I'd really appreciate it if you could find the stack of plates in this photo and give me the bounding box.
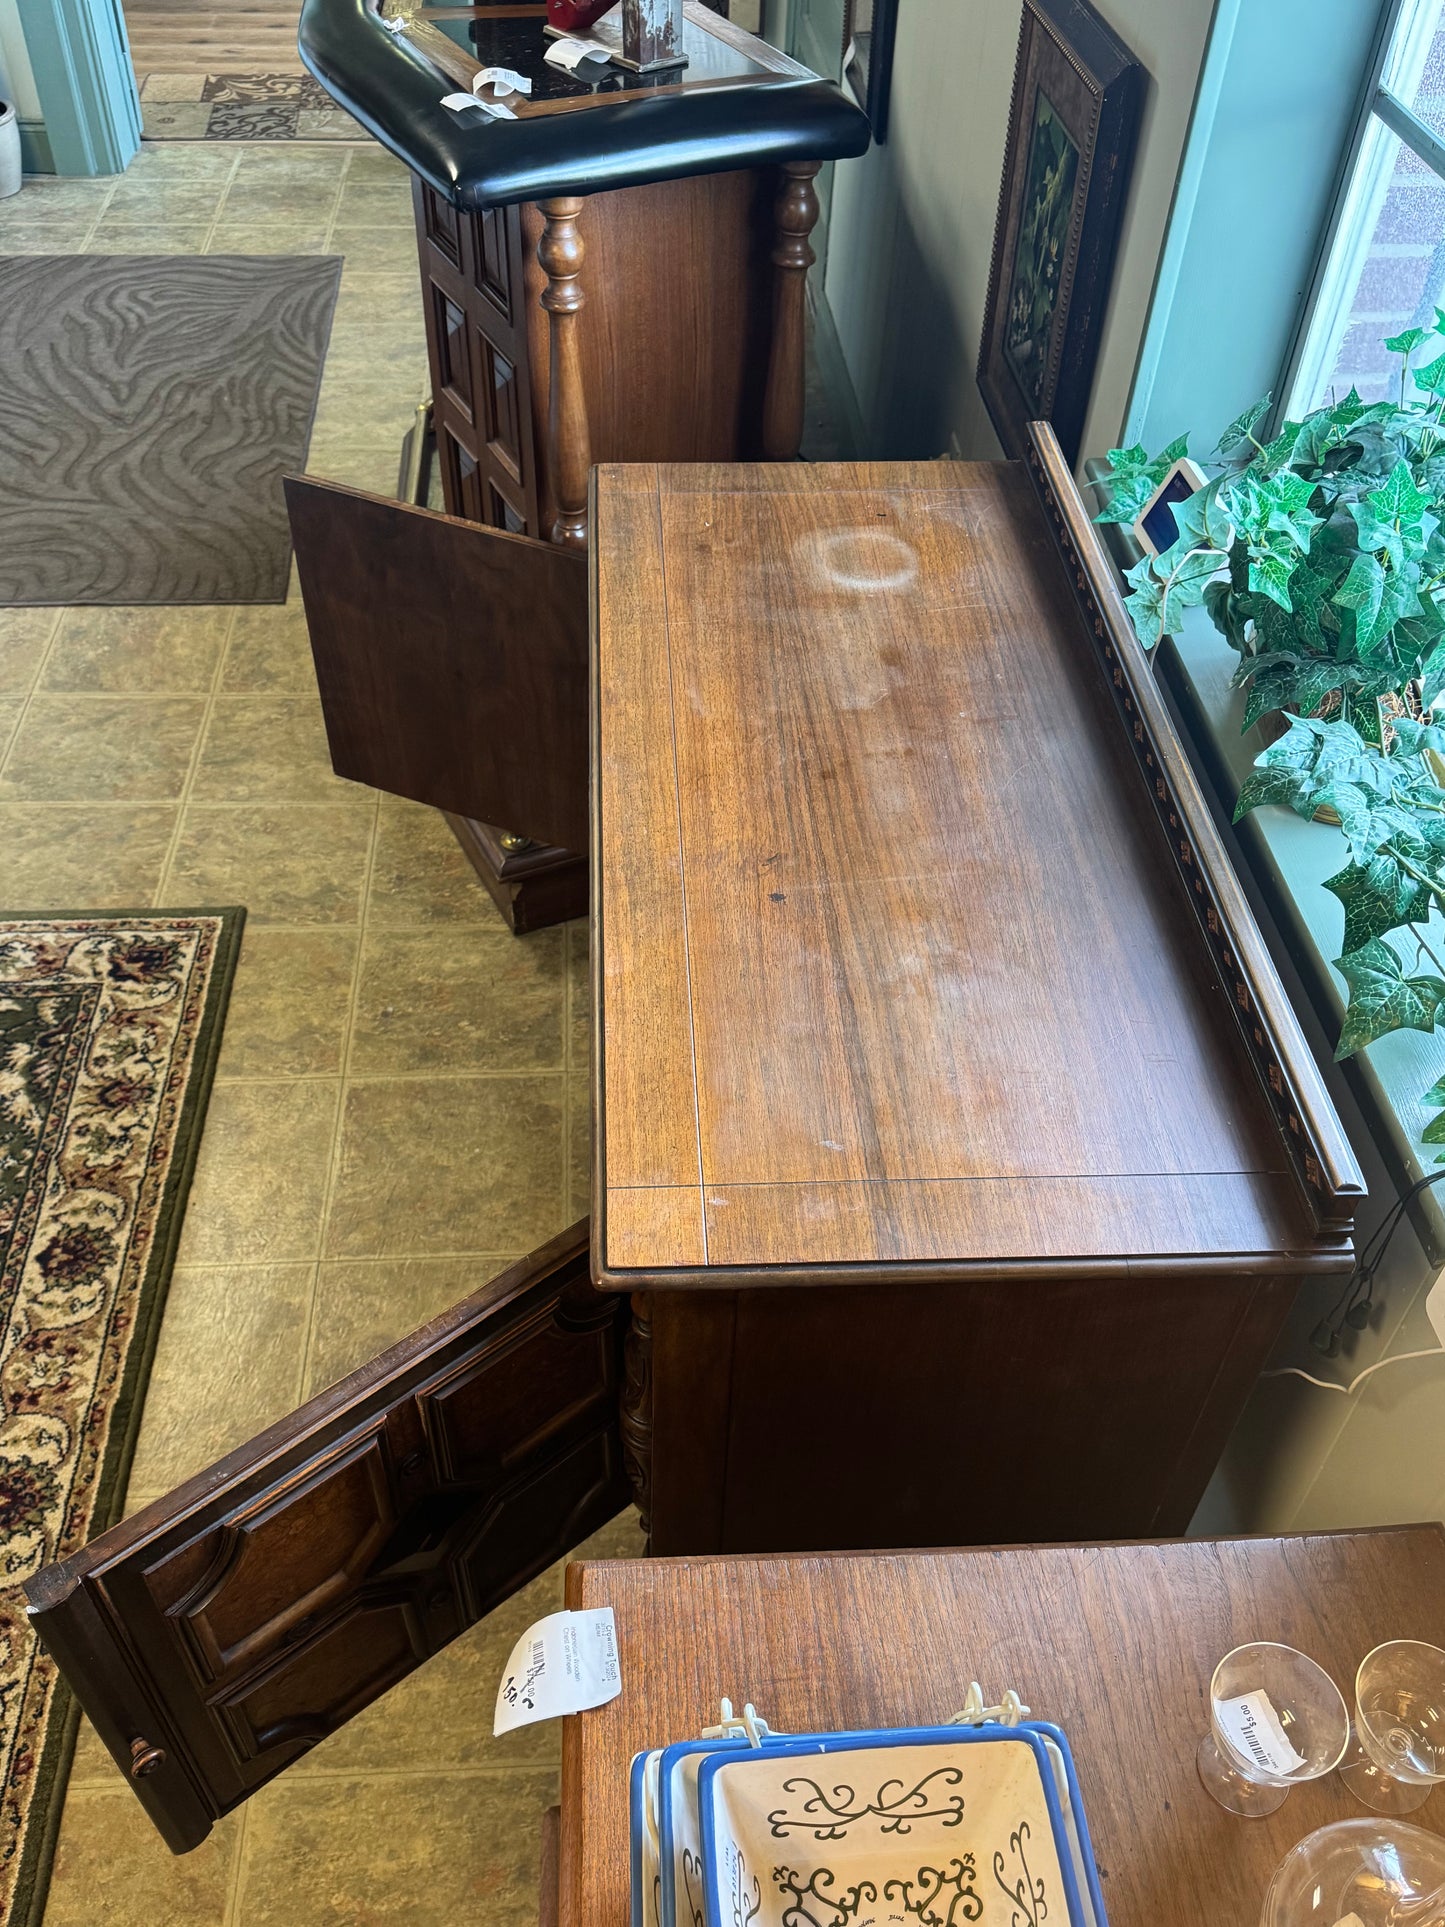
[631,1719,1108,1925]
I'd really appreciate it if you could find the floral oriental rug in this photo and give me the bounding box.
[0,911,244,1927]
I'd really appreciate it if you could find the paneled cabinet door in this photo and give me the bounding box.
[24,1224,628,1854]
[285,476,589,856]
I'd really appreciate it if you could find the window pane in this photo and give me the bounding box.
[1287,118,1445,413]
[1383,0,1445,141]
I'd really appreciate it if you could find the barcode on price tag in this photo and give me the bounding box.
[1215,1690,1307,1776]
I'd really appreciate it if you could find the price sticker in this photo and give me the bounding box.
[1215,1690,1307,1777]
[493,1607,621,1734]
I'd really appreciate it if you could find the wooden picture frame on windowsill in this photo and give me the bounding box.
[977,0,1143,467]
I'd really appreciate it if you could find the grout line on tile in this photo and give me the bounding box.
[175,1253,525,1271]
[151,604,240,905]
[212,1067,568,1084]
[0,609,66,782]
[222,1802,250,1927]
[297,780,381,1388]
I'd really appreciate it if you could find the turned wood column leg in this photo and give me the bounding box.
[537,197,592,549]
[619,1292,654,1550]
[762,160,821,462]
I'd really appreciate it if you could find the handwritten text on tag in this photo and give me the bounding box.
[493,1607,621,1734]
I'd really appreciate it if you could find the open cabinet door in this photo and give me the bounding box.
[285,477,589,856]
[24,1224,627,1854]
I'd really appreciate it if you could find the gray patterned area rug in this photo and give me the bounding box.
[0,254,341,605]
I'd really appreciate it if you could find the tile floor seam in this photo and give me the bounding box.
[152,605,240,906]
[173,1252,526,1270]
[212,1066,570,1083]
[199,146,245,253]
[0,609,67,783]
[296,780,382,1389]
[221,1802,250,1927]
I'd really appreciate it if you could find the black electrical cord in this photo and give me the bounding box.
[1310,1167,1445,1356]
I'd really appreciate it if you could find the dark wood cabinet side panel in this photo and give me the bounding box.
[677,1273,1294,1555]
[522,170,773,535]
[646,1291,738,1556]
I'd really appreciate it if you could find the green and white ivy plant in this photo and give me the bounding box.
[1096,321,1445,740]
[1097,322,1445,1159]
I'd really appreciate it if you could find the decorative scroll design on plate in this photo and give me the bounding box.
[768,1769,966,1840]
[772,1856,984,1927]
[619,1292,654,1544]
[681,1847,706,1927]
[1024,431,1335,1220]
[993,1820,1048,1926]
[732,1847,763,1927]
[773,1867,878,1927]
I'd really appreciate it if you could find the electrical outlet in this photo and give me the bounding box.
[1428,1267,1445,1348]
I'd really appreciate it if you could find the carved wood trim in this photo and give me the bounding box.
[537,198,593,549]
[619,1293,654,1548]
[1024,421,1365,1232]
[761,160,820,463]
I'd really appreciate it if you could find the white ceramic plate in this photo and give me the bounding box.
[698,1726,1090,1927]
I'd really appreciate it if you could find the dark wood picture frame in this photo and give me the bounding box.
[977,0,1143,466]
[841,0,898,141]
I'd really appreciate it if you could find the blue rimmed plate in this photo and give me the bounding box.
[696,1724,1101,1927]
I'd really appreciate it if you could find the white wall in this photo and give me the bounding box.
[0,0,42,121]
[821,0,1218,463]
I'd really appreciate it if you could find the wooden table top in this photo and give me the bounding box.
[560,1527,1445,1927]
[591,461,1318,1286]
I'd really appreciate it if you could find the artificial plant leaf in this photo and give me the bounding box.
[1421,1110,1445,1143]
[1249,550,1296,610]
[1216,393,1272,456]
[1122,555,1166,649]
[1415,349,1445,395]
[1422,1073,1445,1107]
[1385,327,1428,356]
[1330,388,1367,427]
[1335,549,1387,638]
[1325,856,1431,952]
[1335,938,1445,1056]
[1390,715,1445,758]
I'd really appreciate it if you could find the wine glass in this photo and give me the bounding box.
[1339,1640,1445,1814]
[1197,1642,1350,1817]
[1260,1818,1445,1926]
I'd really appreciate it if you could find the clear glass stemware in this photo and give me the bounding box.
[1197,1641,1351,1818]
[1340,1640,1445,1815]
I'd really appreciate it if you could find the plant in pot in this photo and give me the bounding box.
[1098,321,1445,1153]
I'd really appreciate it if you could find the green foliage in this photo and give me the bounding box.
[1234,716,1445,1085]
[1421,1075,1445,1163]
[1094,324,1445,711]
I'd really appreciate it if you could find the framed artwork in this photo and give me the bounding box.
[842,0,898,142]
[977,0,1143,466]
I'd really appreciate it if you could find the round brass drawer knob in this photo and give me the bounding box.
[129,1737,165,1779]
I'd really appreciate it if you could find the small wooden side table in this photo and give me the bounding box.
[558,1528,1445,1926]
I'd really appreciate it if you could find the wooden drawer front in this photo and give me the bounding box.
[474,204,515,321]
[441,424,486,524]
[421,183,463,271]
[432,288,474,423]
[487,483,527,534]
[481,336,523,483]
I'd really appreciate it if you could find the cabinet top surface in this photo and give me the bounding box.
[592,461,1330,1285]
[298,0,869,207]
[560,1527,1445,1927]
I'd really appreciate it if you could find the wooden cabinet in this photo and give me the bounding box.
[25,440,1367,1859]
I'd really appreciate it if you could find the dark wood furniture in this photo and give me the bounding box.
[25,437,1367,1859]
[593,442,1364,1554]
[562,1529,1445,1927]
[299,0,870,929]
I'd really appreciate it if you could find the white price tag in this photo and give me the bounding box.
[544,34,614,72]
[1215,1690,1307,1777]
[440,92,515,119]
[493,1607,621,1734]
[472,65,533,95]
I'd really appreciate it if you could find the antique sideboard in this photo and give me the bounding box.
[299,0,869,927]
[25,433,1366,1854]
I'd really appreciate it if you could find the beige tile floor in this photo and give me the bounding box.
[0,138,643,1926]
